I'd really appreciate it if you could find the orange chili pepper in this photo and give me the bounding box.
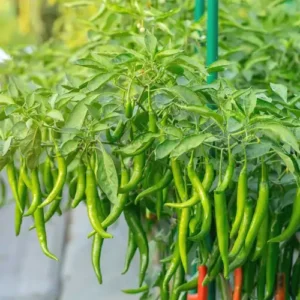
[198,265,208,300]
[275,273,285,300]
[233,268,243,300]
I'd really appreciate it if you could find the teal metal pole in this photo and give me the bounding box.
[194,0,205,21]
[206,0,218,83]
[206,1,218,299]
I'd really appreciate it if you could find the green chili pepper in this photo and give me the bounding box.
[135,169,172,204]
[217,151,234,192]
[291,253,300,298]
[7,161,22,212]
[165,190,198,209]
[118,153,145,193]
[122,285,149,294]
[170,263,185,300]
[207,240,220,270]
[154,172,164,220]
[269,187,300,243]
[106,120,126,143]
[39,149,67,208]
[242,260,257,299]
[71,161,86,208]
[31,168,58,261]
[122,230,138,274]
[230,162,247,238]
[178,206,190,273]
[124,205,149,287]
[15,169,27,236]
[43,156,53,194]
[202,157,214,192]
[203,256,222,285]
[229,200,254,259]
[92,233,104,284]
[252,209,269,261]
[244,162,269,250]
[85,164,112,239]
[161,244,181,300]
[280,241,294,300]
[68,176,77,200]
[187,156,211,241]
[20,162,32,191]
[265,214,281,300]
[172,275,198,300]
[257,249,267,300]
[171,158,187,202]
[214,190,229,278]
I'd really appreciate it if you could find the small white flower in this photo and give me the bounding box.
[140,27,145,33]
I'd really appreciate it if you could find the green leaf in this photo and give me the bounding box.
[156,49,183,58]
[171,133,212,158]
[64,1,94,8]
[238,90,257,117]
[273,148,295,174]
[155,140,180,160]
[166,86,204,105]
[117,133,160,156]
[207,60,232,73]
[0,94,14,105]
[159,126,183,139]
[5,104,18,116]
[244,56,270,70]
[87,73,115,92]
[112,53,135,65]
[12,122,28,140]
[227,117,243,133]
[61,140,79,156]
[97,144,118,205]
[47,110,64,122]
[74,59,103,69]
[62,94,98,143]
[144,32,157,57]
[0,137,12,156]
[270,83,287,103]
[254,123,299,153]
[245,142,272,160]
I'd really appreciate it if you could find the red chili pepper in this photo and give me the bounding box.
[198,265,208,300]
[275,273,285,300]
[187,295,198,300]
[233,268,243,300]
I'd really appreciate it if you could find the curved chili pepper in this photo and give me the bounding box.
[122,230,138,275]
[165,191,198,209]
[71,161,86,208]
[161,244,181,300]
[216,151,234,192]
[31,168,58,261]
[15,170,27,236]
[118,153,145,193]
[171,158,187,202]
[20,162,32,190]
[39,149,67,208]
[269,187,300,243]
[244,162,269,250]
[203,256,222,285]
[135,169,172,203]
[92,233,104,284]
[43,156,53,194]
[265,214,281,300]
[85,164,112,239]
[252,209,269,261]
[124,205,149,287]
[106,120,126,143]
[229,200,254,259]
[187,157,211,241]
[230,162,247,238]
[202,157,214,192]
[172,276,198,300]
[233,268,242,300]
[214,190,229,278]
[7,161,22,212]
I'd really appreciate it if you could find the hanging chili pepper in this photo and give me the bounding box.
[274,273,285,300]
[71,160,86,208]
[242,260,256,299]
[122,230,138,274]
[124,205,149,287]
[106,120,126,143]
[198,265,208,300]
[265,214,281,300]
[291,252,300,298]
[257,248,267,300]
[233,268,242,300]
[269,186,300,243]
[214,190,229,278]
[230,161,247,238]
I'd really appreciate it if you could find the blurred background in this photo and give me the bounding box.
[0,2,139,299]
